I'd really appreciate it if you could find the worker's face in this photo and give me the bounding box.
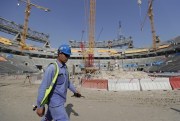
[58,53,70,64]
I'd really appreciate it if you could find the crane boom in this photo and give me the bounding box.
[18,0,50,11]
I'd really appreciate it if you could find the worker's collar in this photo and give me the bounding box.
[56,60,67,68]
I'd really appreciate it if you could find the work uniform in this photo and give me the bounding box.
[37,60,77,121]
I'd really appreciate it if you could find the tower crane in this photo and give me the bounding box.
[17,0,50,49]
[139,0,160,50]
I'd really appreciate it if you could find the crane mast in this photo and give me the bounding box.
[148,0,157,50]
[21,0,31,48]
[139,0,159,51]
[88,0,96,67]
[18,0,50,49]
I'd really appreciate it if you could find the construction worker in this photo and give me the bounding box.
[24,73,31,85]
[36,44,81,121]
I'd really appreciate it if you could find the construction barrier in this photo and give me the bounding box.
[81,79,108,90]
[108,79,141,91]
[108,79,118,91]
[140,78,172,91]
[169,76,180,90]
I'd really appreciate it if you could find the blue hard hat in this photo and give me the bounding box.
[58,44,72,55]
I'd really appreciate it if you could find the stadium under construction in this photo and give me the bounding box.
[0,2,180,91]
[1,1,180,121]
[0,16,180,74]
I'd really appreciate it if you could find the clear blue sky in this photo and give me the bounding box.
[0,0,180,48]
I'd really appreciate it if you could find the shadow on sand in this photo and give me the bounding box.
[65,103,79,118]
[170,108,180,113]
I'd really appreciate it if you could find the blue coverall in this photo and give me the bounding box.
[37,60,77,121]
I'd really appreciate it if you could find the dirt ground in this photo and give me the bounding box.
[0,75,180,121]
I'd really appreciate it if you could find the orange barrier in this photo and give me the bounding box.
[169,76,180,90]
[81,79,108,90]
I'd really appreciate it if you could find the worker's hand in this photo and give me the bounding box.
[36,107,45,117]
[74,92,81,98]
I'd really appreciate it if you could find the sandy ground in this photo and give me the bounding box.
[0,75,180,121]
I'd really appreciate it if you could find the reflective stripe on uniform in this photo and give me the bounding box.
[40,62,59,106]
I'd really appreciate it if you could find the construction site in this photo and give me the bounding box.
[0,0,180,121]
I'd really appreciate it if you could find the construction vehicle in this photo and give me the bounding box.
[17,0,50,50]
